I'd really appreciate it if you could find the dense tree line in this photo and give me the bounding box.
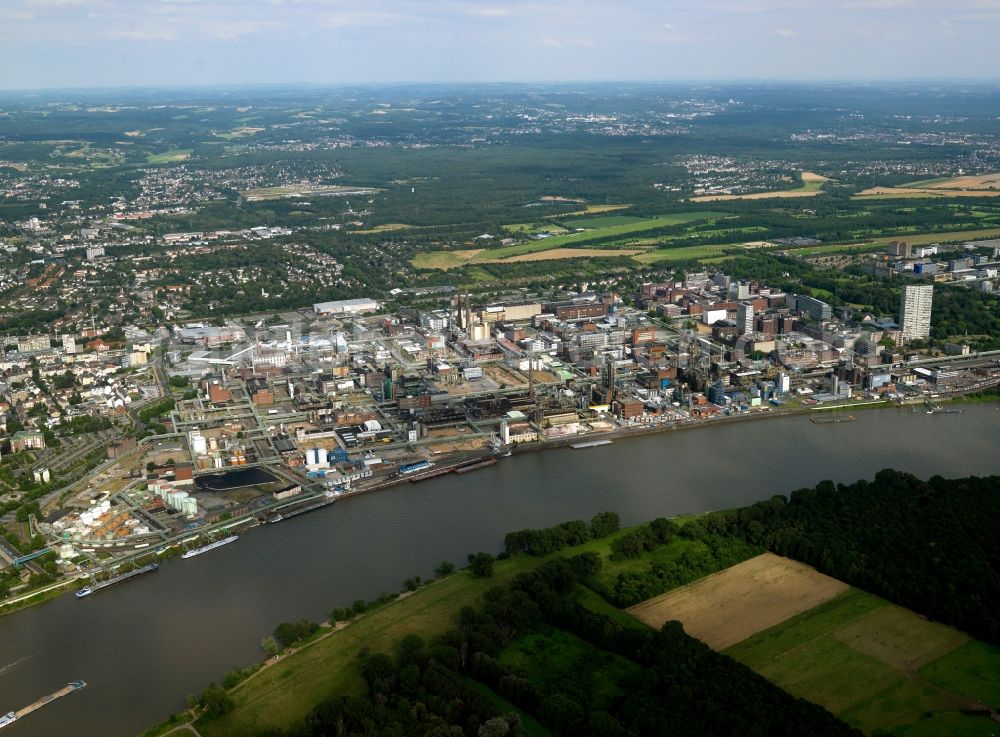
[601,531,761,608]
[503,511,619,557]
[55,414,113,436]
[929,285,1000,347]
[707,469,1000,644]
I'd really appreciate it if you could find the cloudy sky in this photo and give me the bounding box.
[2,0,999,89]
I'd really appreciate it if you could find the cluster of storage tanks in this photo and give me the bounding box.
[303,446,354,470]
[304,447,329,468]
[189,430,248,470]
[51,499,152,542]
[150,481,199,517]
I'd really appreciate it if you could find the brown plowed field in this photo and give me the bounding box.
[626,553,848,650]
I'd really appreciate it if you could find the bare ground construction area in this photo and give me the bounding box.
[626,553,848,650]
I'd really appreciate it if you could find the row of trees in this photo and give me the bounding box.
[503,511,620,557]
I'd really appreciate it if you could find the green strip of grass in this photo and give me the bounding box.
[569,584,648,631]
[725,588,886,667]
[919,639,1000,707]
[196,557,542,737]
[479,211,728,260]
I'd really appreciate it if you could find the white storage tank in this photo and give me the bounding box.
[190,431,208,455]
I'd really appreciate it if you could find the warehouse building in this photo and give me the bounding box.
[313,298,380,316]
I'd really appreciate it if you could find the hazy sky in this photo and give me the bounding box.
[3,0,1000,89]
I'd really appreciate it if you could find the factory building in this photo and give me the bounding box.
[313,298,380,316]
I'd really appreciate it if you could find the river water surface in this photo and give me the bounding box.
[2,405,999,736]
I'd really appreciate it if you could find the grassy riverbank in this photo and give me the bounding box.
[194,555,546,737]
[139,468,1000,737]
[144,526,667,737]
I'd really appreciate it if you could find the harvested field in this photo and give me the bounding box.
[869,228,1000,245]
[691,188,823,202]
[551,204,632,218]
[632,244,732,263]
[626,553,848,650]
[412,250,485,270]
[833,604,968,670]
[855,186,1000,199]
[496,247,644,262]
[146,149,192,163]
[350,223,413,233]
[907,173,1000,190]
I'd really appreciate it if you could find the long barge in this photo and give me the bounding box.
[453,458,498,474]
[407,466,454,482]
[76,563,158,599]
[809,415,856,424]
[267,493,338,523]
[181,535,238,560]
[1,680,86,729]
[408,456,500,482]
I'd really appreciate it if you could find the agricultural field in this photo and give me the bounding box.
[413,211,729,269]
[499,247,646,262]
[626,553,848,649]
[690,172,829,202]
[239,184,378,201]
[557,203,632,216]
[504,222,570,235]
[411,249,484,270]
[349,222,413,233]
[479,211,729,259]
[919,640,1000,707]
[855,187,1000,199]
[856,173,1000,199]
[631,243,748,264]
[724,587,999,736]
[868,227,1000,246]
[212,126,265,139]
[562,214,649,228]
[145,148,192,163]
[908,173,1000,189]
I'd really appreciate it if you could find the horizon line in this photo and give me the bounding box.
[3,78,1000,95]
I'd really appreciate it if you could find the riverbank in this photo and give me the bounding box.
[6,390,996,619]
[5,403,1000,737]
[163,556,548,737]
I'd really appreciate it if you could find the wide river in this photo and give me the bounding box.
[2,404,999,737]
